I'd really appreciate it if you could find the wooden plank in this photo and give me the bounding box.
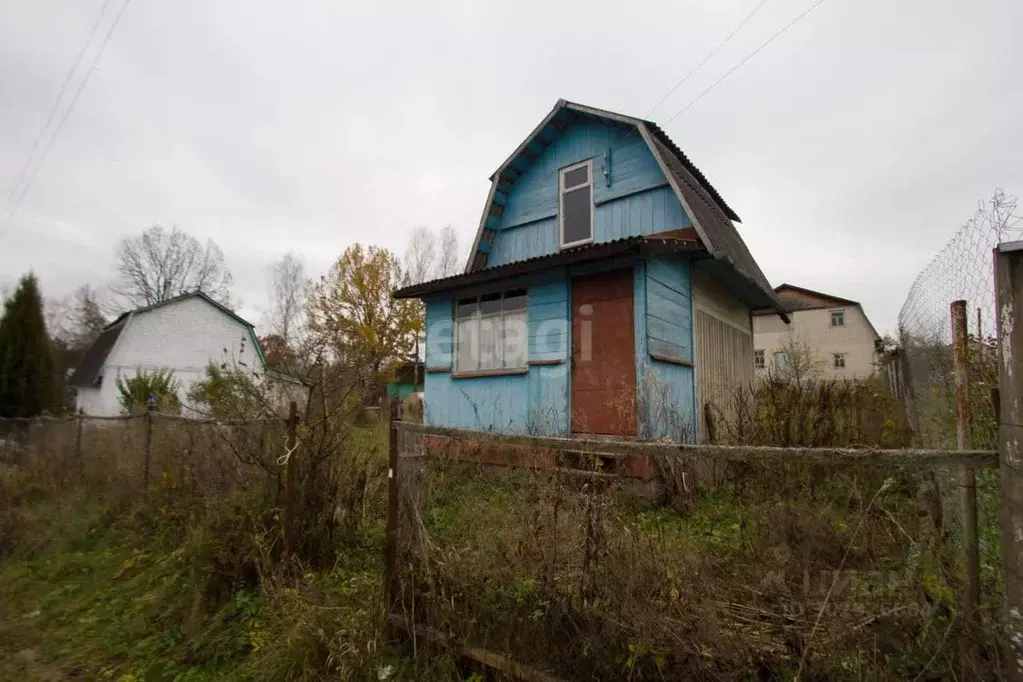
[650,351,693,367]
[649,338,688,362]
[394,422,999,468]
[995,243,1023,682]
[647,316,686,347]
[646,277,690,309]
[387,615,568,682]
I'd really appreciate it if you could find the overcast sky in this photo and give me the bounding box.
[1,0,1021,334]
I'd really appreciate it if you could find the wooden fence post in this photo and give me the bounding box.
[75,410,84,477]
[283,401,298,558]
[995,243,1023,681]
[384,399,401,638]
[143,410,153,489]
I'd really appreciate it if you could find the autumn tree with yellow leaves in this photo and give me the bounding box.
[306,244,421,396]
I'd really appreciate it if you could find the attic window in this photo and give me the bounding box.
[559,160,593,249]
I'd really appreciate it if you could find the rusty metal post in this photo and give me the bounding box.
[283,401,298,558]
[384,399,401,638]
[953,300,981,631]
[995,243,1023,682]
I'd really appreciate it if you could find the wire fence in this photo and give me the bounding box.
[896,189,1021,590]
[898,188,1021,451]
[0,412,288,500]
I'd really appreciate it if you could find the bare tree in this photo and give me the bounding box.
[773,332,825,385]
[265,251,306,346]
[437,225,461,278]
[403,226,438,285]
[111,225,233,310]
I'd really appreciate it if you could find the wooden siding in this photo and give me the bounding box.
[636,258,696,440]
[424,297,452,367]
[694,309,754,441]
[527,270,569,362]
[487,119,691,268]
[645,255,693,362]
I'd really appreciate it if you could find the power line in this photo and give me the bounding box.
[647,0,770,118]
[3,0,115,212]
[2,0,133,232]
[662,0,832,126]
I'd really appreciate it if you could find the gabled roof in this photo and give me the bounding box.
[773,283,860,309]
[70,291,266,387]
[463,99,785,317]
[67,320,126,387]
[104,291,255,332]
[753,283,880,340]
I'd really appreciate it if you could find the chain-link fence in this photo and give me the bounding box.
[898,189,1021,451]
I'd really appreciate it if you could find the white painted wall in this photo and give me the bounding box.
[753,305,879,380]
[75,297,262,416]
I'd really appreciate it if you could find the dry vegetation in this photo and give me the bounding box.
[0,376,1006,680]
[393,379,1003,680]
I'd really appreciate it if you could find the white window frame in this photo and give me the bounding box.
[558,159,594,249]
[833,352,846,369]
[754,349,765,369]
[453,289,528,375]
[830,309,845,327]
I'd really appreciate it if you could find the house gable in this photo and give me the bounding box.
[486,117,690,268]
[106,296,264,374]
[460,99,786,319]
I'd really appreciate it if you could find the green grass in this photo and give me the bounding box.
[0,497,248,681]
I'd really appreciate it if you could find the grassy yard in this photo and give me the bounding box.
[0,422,426,682]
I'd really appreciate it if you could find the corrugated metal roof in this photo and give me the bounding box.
[393,236,703,299]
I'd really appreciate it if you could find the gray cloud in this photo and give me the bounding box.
[1,0,1021,332]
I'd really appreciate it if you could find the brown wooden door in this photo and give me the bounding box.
[571,269,637,436]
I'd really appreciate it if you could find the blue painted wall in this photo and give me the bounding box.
[635,256,697,440]
[422,275,569,436]
[423,258,695,440]
[487,119,691,268]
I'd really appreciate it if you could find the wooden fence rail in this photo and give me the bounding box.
[394,421,999,469]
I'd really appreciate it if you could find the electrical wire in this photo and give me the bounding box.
[646,0,770,118]
[3,0,115,211]
[1,0,133,233]
[662,0,832,125]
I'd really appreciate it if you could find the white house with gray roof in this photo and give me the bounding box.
[69,292,301,416]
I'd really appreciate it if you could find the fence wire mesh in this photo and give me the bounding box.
[393,425,1001,680]
[0,414,286,499]
[898,188,1021,451]
[896,189,1020,613]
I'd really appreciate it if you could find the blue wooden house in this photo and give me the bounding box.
[394,100,787,442]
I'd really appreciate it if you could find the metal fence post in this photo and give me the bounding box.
[283,401,298,558]
[384,398,400,638]
[995,243,1023,682]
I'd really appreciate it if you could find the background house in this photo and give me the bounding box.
[69,292,304,416]
[394,99,786,442]
[752,284,881,381]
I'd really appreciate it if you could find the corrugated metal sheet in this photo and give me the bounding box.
[695,309,753,441]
